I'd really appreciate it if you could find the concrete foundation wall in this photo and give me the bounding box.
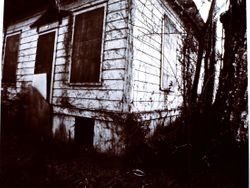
[53,114,125,154]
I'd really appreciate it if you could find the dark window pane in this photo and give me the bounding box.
[2,34,20,84]
[70,7,104,83]
[75,117,94,146]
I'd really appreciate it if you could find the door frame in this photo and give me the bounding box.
[36,28,58,103]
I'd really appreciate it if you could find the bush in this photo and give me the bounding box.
[1,85,52,141]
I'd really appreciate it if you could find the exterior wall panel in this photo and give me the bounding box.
[130,0,185,116]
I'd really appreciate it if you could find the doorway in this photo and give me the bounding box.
[34,31,56,101]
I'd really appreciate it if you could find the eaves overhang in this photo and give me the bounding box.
[166,0,205,38]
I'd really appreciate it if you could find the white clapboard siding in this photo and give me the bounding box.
[132,101,166,112]
[105,29,127,40]
[106,9,127,22]
[102,59,126,70]
[130,0,185,113]
[103,48,126,60]
[18,54,36,62]
[104,38,127,50]
[53,89,124,101]
[17,61,35,69]
[16,67,34,75]
[50,0,128,112]
[133,80,160,92]
[106,20,128,32]
[108,1,127,13]
[3,0,129,114]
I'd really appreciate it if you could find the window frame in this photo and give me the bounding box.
[35,28,58,103]
[2,31,21,86]
[68,4,107,86]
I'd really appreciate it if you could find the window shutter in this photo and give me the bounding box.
[2,34,20,84]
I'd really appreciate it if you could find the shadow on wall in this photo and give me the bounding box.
[1,85,52,141]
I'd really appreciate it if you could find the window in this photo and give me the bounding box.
[2,33,20,84]
[161,15,181,91]
[75,117,94,146]
[70,7,105,84]
[35,31,56,100]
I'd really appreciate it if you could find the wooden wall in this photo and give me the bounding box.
[3,0,130,117]
[3,0,189,122]
[129,0,185,114]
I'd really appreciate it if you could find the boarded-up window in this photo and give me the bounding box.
[161,16,181,91]
[70,7,104,83]
[35,31,56,100]
[2,34,20,84]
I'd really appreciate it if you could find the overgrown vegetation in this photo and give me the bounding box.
[1,98,247,187]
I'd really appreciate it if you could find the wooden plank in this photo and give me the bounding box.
[56,49,66,57]
[55,57,67,65]
[21,29,37,38]
[134,60,160,76]
[16,67,34,75]
[104,38,127,50]
[133,91,165,102]
[19,41,37,50]
[53,89,124,101]
[19,47,37,57]
[54,73,69,81]
[131,101,166,112]
[106,9,127,22]
[20,35,38,45]
[133,80,161,91]
[56,41,65,51]
[103,48,126,60]
[108,1,127,13]
[133,69,160,85]
[17,61,35,69]
[54,64,68,73]
[102,59,126,70]
[17,75,34,82]
[58,25,68,35]
[102,69,125,80]
[105,29,127,40]
[106,20,127,32]
[52,97,122,111]
[57,33,65,43]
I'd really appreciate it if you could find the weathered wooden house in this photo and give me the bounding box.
[2,0,203,153]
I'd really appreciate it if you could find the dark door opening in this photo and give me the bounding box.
[35,31,56,101]
[74,117,94,146]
